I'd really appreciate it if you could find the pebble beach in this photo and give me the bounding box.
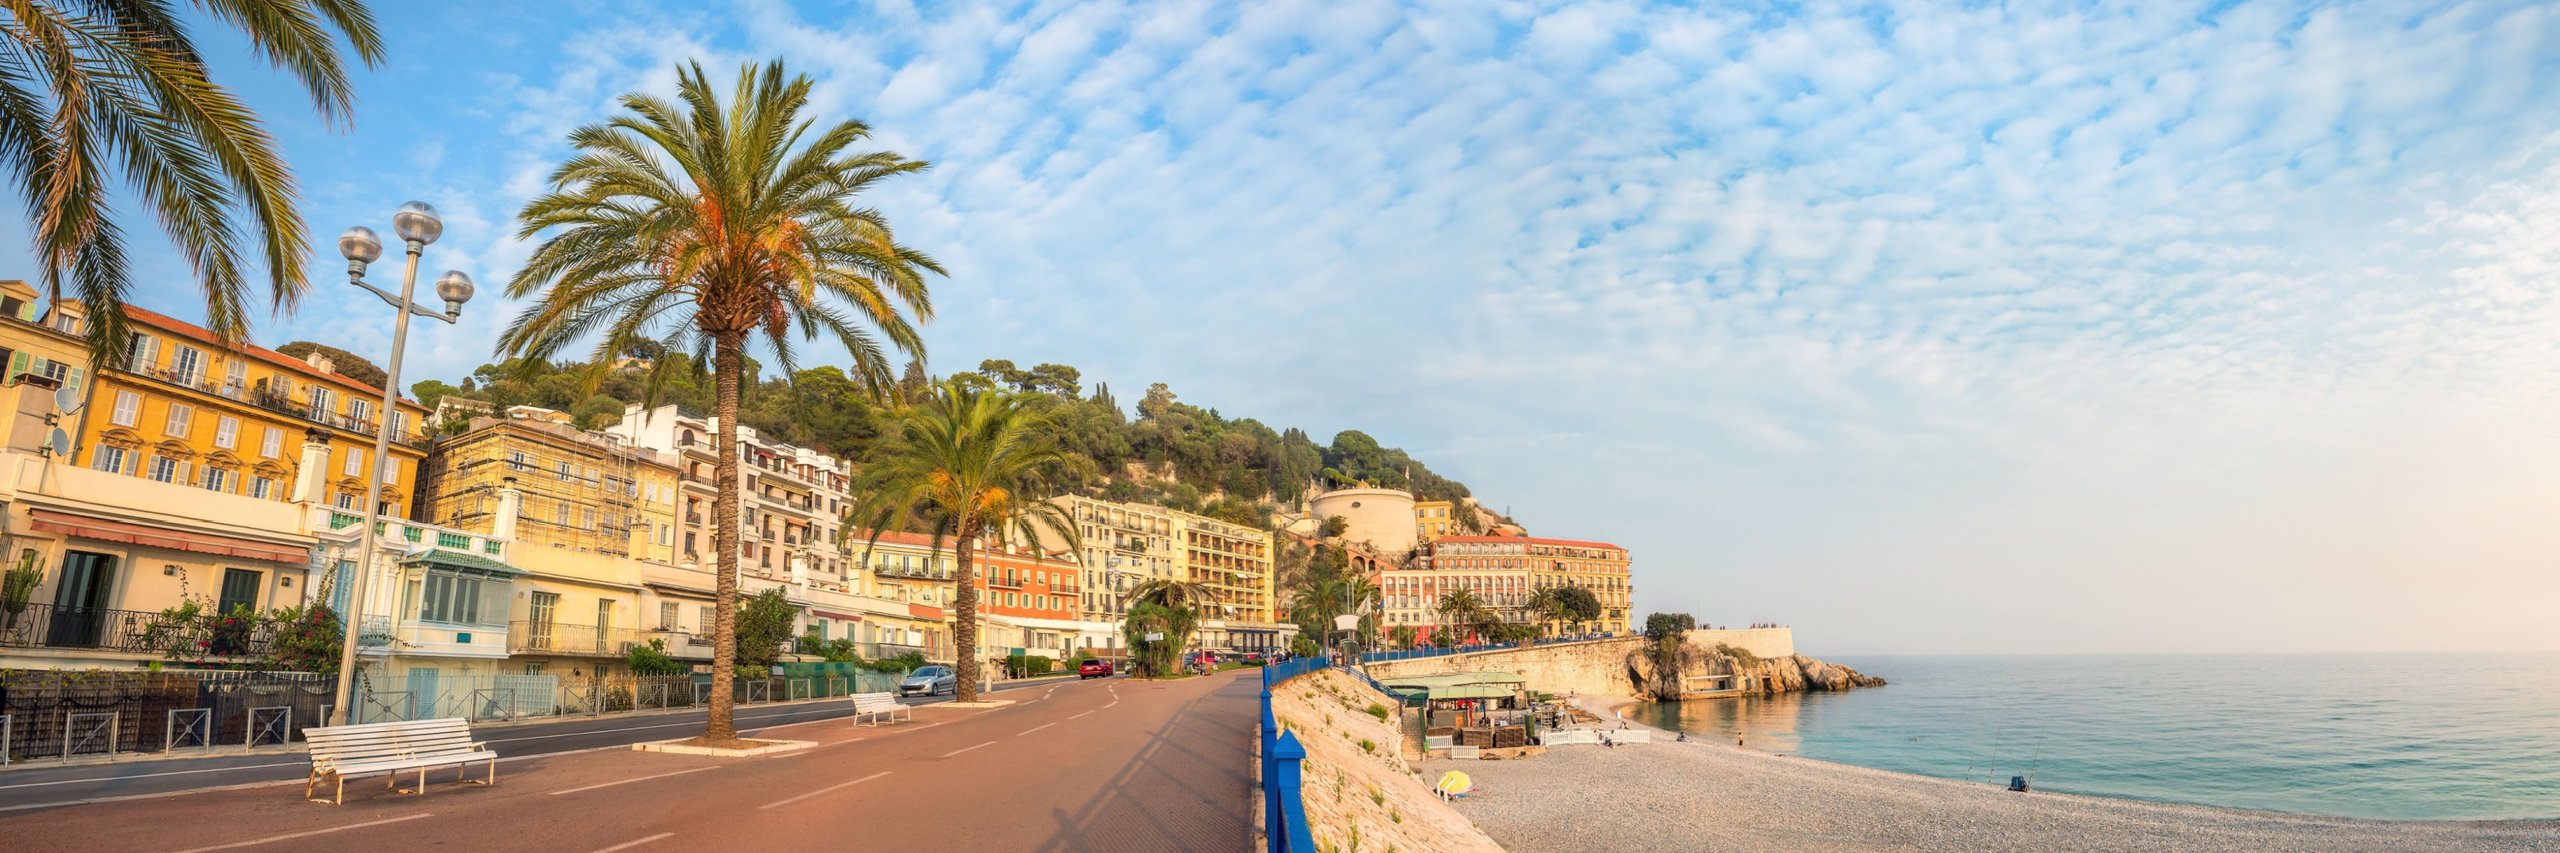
[1425,698,2560,852]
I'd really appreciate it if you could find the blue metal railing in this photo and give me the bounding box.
[1260,657,1327,853]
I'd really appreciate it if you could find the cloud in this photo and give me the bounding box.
[55,0,2560,654]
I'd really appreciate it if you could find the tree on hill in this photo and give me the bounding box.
[277,342,388,390]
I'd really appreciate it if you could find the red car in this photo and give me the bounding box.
[1078,658,1114,679]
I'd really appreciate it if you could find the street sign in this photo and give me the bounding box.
[1144,632,1164,642]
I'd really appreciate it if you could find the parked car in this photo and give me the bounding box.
[1241,651,1265,665]
[898,665,956,697]
[1078,658,1113,679]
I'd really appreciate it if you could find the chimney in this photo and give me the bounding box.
[293,430,331,504]
[493,476,522,543]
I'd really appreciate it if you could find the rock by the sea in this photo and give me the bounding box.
[1626,642,1884,701]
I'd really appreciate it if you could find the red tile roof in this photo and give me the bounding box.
[123,305,422,409]
[1432,534,1626,551]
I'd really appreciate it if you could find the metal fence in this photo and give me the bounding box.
[0,666,918,762]
[0,670,333,763]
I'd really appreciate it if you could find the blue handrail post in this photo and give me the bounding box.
[1271,730,1313,853]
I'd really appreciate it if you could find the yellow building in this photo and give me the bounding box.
[75,306,429,517]
[1176,513,1288,654]
[1416,499,1458,541]
[850,529,958,661]
[413,408,682,675]
[0,291,322,668]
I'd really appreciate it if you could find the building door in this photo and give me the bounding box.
[46,551,116,647]
[217,568,261,614]
[594,599,613,653]
[529,592,558,652]
[404,667,439,721]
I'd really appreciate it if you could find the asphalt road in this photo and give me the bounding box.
[0,674,1082,810]
[0,670,1259,852]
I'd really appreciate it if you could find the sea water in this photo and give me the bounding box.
[1626,653,2560,821]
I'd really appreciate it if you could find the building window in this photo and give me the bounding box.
[201,467,232,493]
[250,476,275,500]
[126,333,158,370]
[658,602,677,630]
[333,492,357,510]
[349,398,373,426]
[307,386,335,421]
[343,449,361,476]
[506,450,534,471]
[170,345,206,385]
[419,572,484,624]
[92,445,129,474]
[555,502,571,527]
[213,415,238,449]
[261,427,282,458]
[697,605,714,633]
[147,455,183,483]
[110,390,140,427]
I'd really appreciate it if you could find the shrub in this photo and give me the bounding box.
[1365,703,1389,722]
[1006,655,1053,677]
[1714,642,1761,667]
[1358,738,1375,753]
[627,638,687,675]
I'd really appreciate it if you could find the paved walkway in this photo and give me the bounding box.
[0,671,1259,853]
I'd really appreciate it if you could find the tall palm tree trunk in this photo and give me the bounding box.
[705,336,745,740]
[952,524,980,702]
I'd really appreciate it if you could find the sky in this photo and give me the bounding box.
[11,0,2560,655]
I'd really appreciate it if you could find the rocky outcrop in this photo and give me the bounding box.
[1625,639,1883,701]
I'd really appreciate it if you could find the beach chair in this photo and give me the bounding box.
[1435,770,1474,801]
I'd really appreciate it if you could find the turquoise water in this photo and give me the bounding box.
[1626,653,2560,821]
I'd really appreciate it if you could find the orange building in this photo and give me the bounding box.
[970,544,1081,660]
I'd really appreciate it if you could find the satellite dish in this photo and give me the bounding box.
[43,428,70,457]
[52,384,80,414]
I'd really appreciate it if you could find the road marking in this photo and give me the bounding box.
[548,765,718,796]
[939,740,996,758]
[170,812,436,853]
[758,771,889,810]
[1016,722,1055,736]
[1069,710,1096,720]
[589,832,674,853]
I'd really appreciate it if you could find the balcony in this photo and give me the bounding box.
[508,621,641,657]
[0,602,275,658]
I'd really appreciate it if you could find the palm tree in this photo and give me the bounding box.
[500,60,941,741]
[1436,587,1497,644]
[6,0,385,362]
[846,381,1079,702]
[1125,577,1213,675]
[1526,586,1569,637]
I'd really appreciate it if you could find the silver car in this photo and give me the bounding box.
[898,665,955,697]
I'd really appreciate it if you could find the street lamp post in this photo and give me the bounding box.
[326,201,474,726]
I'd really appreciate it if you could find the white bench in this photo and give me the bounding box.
[850,692,910,726]
[303,717,497,804]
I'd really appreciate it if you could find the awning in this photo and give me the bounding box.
[30,509,308,564]
[812,610,862,622]
[401,548,524,578]
[908,604,945,619]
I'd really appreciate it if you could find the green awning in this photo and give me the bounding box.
[402,548,523,578]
